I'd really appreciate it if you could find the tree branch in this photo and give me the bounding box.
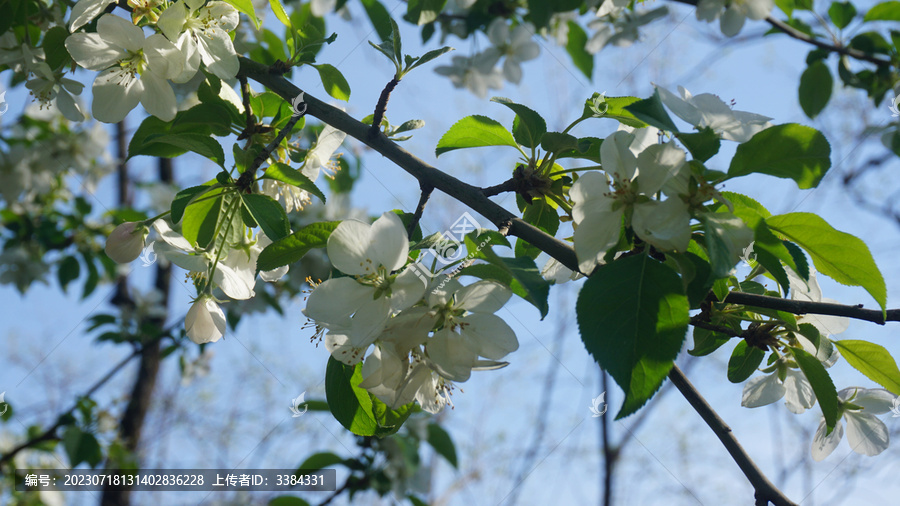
[238,58,579,272]
[722,291,897,325]
[668,366,798,506]
[407,182,433,238]
[666,0,891,66]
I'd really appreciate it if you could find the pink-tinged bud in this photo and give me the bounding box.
[105,222,148,263]
[185,296,226,344]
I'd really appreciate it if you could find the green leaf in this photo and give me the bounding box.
[406,0,447,25]
[57,256,80,292]
[828,1,856,28]
[173,103,234,137]
[435,115,519,156]
[406,46,454,72]
[833,340,900,394]
[182,188,225,248]
[171,184,215,224]
[242,194,290,241]
[583,95,647,128]
[360,0,393,41]
[268,497,310,506]
[491,97,547,149]
[464,234,550,318]
[224,0,261,29]
[138,133,226,167]
[312,64,351,101]
[727,124,831,189]
[723,191,797,291]
[791,346,840,431]
[689,326,731,357]
[799,61,833,119]
[727,340,766,383]
[515,200,559,259]
[541,132,579,153]
[576,255,689,418]
[864,1,900,21]
[325,358,377,436]
[269,0,291,27]
[41,26,70,70]
[257,221,339,271]
[426,424,458,468]
[63,426,102,468]
[766,212,886,312]
[565,21,593,79]
[624,89,679,132]
[297,452,345,473]
[128,117,186,159]
[371,396,414,437]
[676,127,721,162]
[264,162,327,203]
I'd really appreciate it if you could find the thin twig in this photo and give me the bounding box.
[666,0,891,66]
[407,182,434,238]
[238,77,255,140]
[668,365,798,506]
[723,291,897,325]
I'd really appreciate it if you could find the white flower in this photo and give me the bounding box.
[25,63,87,122]
[185,295,227,344]
[262,125,346,212]
[434,54,504,99]
[812,387,895,461]
[424,279,519,382]
[540,256,583,284]
[304,212,426,348]
[311,0,337,17]
[157,0,240,81]
[741,358,815,413]
[697,0,774,37]
[656,85,773,142]
[152,219,257,300]
[105,222,149,263]
[586,3,668,52]
[788,268,849,339]
[570,130,690,272]
[68,0,118,32]
[66,14,184,122]
[481,19,540,84]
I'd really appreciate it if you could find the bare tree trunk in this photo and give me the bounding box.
[100,154,172,506]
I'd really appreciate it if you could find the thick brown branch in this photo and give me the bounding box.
[668,366,798,506]
[371,77,400,137]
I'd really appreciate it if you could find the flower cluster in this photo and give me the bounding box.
[64,0,241,123]
[740,269,898,460]
[435,19,538,97]
[303,212,519,413]
[696,0,775,37]
[262,125,347,212]
[570,126,691,273]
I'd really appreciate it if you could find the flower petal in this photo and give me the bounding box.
[92,67,142,123]
[368,212,410,272]
[65,33,126,71]
[741,373,786,408]
[461,312,519,360]
[783,369,816,414]
[327,219,373,275]
[811,418,843,461]
[304,277,372,327]
[844,412,889,456]
[185,296,226,344]
[97,14,145,53]
[139,72,177,122]
[455,280,511,314]
[574,206,623,274]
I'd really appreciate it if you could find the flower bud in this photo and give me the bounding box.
[105,222,148,263]
[185,296,226,344]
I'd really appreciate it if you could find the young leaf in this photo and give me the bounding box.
[312,64,351,101]
[269,0,291,27]
[833,340,900,394]
[406,46,454,73]
[791,346,840,431]
[727,340,766,383]
[182,189,225,248]
[727,124,831,189]
[491,97,547,149]
[766,212,886,312]
[863,0,900,20]
[435,115,520,156]
[360,0,393,41]
[828,1,856,28]
[256,221,339,271]
[241,193,290,241]
[565,21,593,79]
[576,255,689,418]
[223,0,260,29]
[171,184,215,224]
